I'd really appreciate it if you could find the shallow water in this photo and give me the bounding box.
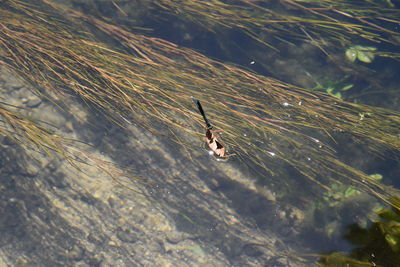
[1,0,400,266]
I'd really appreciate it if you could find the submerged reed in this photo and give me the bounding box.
[152,0,400,57]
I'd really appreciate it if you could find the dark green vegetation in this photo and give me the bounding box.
[319,207,400,267]
[1,0,400,265]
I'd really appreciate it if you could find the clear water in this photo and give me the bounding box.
[1,1,400,266]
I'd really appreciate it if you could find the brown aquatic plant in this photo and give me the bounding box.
[0,101,70,159]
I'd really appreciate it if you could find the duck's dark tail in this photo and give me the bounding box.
[192,98,213,129]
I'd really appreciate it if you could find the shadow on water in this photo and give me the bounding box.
[65,103,316,265]
[76,111,270,261]
[73,101,384,265]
